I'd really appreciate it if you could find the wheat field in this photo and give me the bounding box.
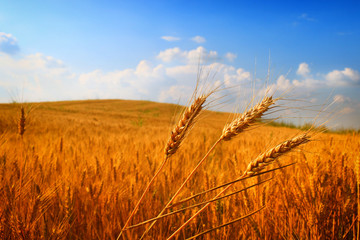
[0,99,359,239]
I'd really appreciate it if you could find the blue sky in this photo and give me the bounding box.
[0,0,359,129]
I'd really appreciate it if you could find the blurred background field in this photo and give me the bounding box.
[0,100,359,239]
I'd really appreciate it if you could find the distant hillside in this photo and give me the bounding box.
[1,99,356,134]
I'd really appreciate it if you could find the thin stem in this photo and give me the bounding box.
[166,173,246,240]
[139,138,222,239]
[116,156,168,240]
[186,206,266,240]
[126,178,271,230]
[168,163,295,209]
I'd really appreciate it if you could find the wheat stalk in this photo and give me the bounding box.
[126,178,271,230]
[356,156,360,240]
[186,206,266,240]
[166,162,295,209]
[117,92,211,240]
[139,95,276,239]
[166,133,311,240]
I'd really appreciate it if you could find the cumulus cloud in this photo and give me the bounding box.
[225,52,237,62]
[276,75,292,90]
[333,94,351,103]
[326,68,360,86]
[159,85,193,102]
[161,36,181,41]
[0,52,76,101]
[191,36,206,43]
[1,46,359,130]
[341,107,355,114]
[224,68,251,87]
[296,62,310,76]
[78,60,169,96]
[157,46,218,64]
[0,32,20,54]
[0,46,226,103]
[292,78,323,89]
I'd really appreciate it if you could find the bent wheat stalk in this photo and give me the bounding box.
[126,178,272,230]
[139,96,276,239]
[186,205,266,240]
[166,133,311,240]
[167,162,295,209]
[117,93,210,240]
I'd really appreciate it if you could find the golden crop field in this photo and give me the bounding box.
[0,99,359,239]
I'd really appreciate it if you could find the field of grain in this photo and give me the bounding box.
[0,99,359,239]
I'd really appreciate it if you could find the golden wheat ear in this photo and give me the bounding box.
[117,80,217,240]
[244,133,310,177]
[165,94,207,157]
[166,132,312,240]
[138,94,276,239]
[18,106,26,136]
[220,96,276,141]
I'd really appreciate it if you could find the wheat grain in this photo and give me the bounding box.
[18,106,26,136]
[220,96,275,141]
[165,95,206,156]
[243,133,310,177]
[166,133,311,240]
[118,91,213,240]
[139,95,275,239]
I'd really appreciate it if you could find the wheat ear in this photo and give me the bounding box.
[139,96,276,239]
[165,95,207,156]
[166,133,311,240]
[117,94,208,240]
[18,106,26,136]
[220,96,275,141]
[244,133,310,177]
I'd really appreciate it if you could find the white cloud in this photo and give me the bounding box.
[0,52,75,101]
[292,78,322,89]
[225,52,237,62]
[276,75,291,90]
[156,47,182,62]
[341,107,355,114]
[224,68,251,87]
[296,62,310,76]
[0,47,224,103]
[0,32,20,54]
[191,36,206,43]
[157,46,218,64]
[1,47,359,130]
[333,94,350,103]
[326,68,360,86]
[159,85,193,103]
[161,36,181,41]
[78,60,169,96]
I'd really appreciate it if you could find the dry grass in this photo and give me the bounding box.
[0,99,359,239]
